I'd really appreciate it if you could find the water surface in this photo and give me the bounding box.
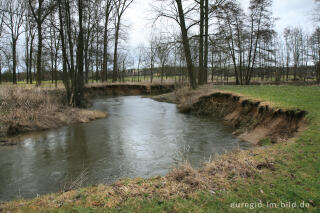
[0,96,249,201]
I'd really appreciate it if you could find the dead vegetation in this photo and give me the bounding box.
[0,86,107,140]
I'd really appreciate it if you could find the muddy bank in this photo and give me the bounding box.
[152,89,308,145]
[85,83,175,97]
[176,91,307,145]
[151,92,177,103]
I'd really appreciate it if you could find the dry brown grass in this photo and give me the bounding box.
[0,86,107,139]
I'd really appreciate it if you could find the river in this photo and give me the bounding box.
[0,96,250,201]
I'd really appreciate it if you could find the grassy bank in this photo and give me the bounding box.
[1,85,319,212]
[0,86,107,142]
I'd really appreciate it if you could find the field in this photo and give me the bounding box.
[1,85,320,212]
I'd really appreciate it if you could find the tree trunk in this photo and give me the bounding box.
[96,29,99,82]
[317,63,320,83]
[204,0,209,84]
[150,59,154,83]
[12,39,17,84]
[29,36,34,84]
[198,0,204,85]
[26,32,29,84]
[175,0,197,89]
[36,22,42,86]
[84,18,91,83]
[0,63,2,84]
[113,20,120,82]
[54,45,58,87]
[161,63,164,83]
[66,0,75,93]
[85,42,89,83]
[50,38,54,84]
[102,2,111,82]
[58,0,71,102]
[75,0,85,107]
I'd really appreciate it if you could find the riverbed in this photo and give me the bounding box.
[0,96,250,201]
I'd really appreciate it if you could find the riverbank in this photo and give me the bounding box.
[153,87,308,145]
[1,85,319,212]
[85,82,175,97]
[0,86,107,144]
[0,82,175,144]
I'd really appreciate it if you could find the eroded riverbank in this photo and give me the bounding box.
[153,88,308,145]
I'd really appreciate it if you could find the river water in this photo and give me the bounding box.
[0,96,250,201]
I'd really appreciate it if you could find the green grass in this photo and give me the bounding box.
[258,138,273,146]
[1,85,319,212]
[214,85,320,123]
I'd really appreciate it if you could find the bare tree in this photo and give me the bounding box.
[83,0,95,83]
[215,0,274,85]
[176,0,197,88]
[28,0,56,86]
[153,0,197,88]
[135,44,146,82]
[286,27,303,80]
[102,0,114,82]
[311,27,320,83]
[146,33,157,83]
[245,0,273,84]
[216,0,244,84]
[2,0,25,84]
[112,0,134,82]
[58,0,71,101]
[314,0,320,22]
[48,11,60,87]
[74,0,85,107]
[198,0,204,85]
[155,37,171,83]
[0,4,4,84]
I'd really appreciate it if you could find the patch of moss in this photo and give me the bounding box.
[258,138,273,146]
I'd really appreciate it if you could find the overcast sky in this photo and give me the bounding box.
[124,0,318,49]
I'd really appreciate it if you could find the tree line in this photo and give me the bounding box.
[0,0,319,106]
[0,0,133,107]
[153,0,320,87]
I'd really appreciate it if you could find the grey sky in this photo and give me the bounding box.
[125,0,318,48]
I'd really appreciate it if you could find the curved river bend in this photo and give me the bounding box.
[0,96,250,201]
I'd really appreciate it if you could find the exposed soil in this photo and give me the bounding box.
[153,88,308,145]
[85,83,175,97]
[151,92,177,103]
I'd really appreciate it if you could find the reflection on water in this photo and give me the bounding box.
[0,96,250,201]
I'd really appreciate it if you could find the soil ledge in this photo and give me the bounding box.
[153,89,308,145]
